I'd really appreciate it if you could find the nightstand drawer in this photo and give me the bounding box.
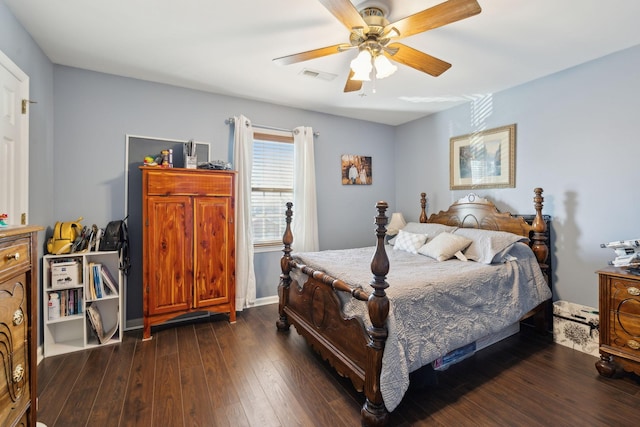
[610,277,640,313]
[610,310,640,354]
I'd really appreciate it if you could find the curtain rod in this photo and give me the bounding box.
[225,117,319,137]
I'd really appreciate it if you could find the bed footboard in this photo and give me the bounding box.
[277,201,391,427]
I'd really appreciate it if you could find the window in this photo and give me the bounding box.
[251,130,294,247]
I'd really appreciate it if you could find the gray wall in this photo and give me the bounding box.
[52,66,396,323]
[0,1,54,245]
[1,1,55,346]
[395,44,640,309]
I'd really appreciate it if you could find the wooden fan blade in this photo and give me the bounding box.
[344,70,363,92]
[318,0,368,32]
[386,43,451,77]
[273,44,350,65]
[385,0,481,39]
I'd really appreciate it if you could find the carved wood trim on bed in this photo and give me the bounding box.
[420,188,550,283]
[277,188,549,427]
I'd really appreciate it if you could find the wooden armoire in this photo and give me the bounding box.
[141,168,236,339]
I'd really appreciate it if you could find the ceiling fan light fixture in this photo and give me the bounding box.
[350,49,372,81]
[374,54,397,79]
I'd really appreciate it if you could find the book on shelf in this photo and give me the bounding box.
[100,264,119,296]
[49,288,83,318]
[86,304,119,344]
[87,262,97,300]
[94,263,104,298]
[88,262,107,299]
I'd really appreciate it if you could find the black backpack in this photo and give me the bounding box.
[99,217,130,275]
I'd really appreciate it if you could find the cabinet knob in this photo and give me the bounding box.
[13,309,23,326]
[627,287,640,296]
[628,340,640,350]
[6,252,20,261]
[12,364,24,383]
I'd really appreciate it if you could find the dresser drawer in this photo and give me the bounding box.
[610,276,640,314]
[144,169,234,197]
[0,273,30,425]
[0,238,30,282]
[610,310,640,354]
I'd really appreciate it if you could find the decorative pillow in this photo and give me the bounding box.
[418,232,472,261]
[389,222,456,245]
[392,230,428,254]
[453,228,529,264]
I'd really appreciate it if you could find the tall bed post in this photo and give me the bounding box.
[530,188,551,331]
[419,192,427,223]
[361,201,391,427]
[531,188,549,282]
[276,202,293,331]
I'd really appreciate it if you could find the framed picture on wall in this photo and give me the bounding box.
[450,124,516,190]
[341,154,372,185]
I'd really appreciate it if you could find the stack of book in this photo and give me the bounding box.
[601,239,640,272]
[87,263,119,300]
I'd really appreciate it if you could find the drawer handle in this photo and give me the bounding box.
[13,309,23,326]
[628,287,640,296]
[6,252,20,261]
[12,364,24,383]
[628,340,640,350]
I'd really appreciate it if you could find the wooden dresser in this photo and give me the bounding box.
[141,168,236,340]
[0,225,42,427]
[596,267,640,377]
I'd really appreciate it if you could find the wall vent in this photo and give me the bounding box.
[299,68,337,81]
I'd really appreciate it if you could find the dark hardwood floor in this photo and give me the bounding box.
[37,303,640,426]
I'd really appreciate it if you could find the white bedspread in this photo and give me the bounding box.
[291,242,551,411]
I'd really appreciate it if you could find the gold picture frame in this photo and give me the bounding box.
[450,124,516,190]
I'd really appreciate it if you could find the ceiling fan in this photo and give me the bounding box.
[273,0,482,92]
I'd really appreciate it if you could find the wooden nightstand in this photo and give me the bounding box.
[595,267,640,377]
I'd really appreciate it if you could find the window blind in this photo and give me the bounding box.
[251,138,294,245]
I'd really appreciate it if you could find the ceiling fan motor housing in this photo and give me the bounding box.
[273,0,483,92]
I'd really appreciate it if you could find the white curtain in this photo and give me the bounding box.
[232,114,256,310]
[292,126,319,252]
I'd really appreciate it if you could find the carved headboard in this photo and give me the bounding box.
[418,189,550,283]
[422,192,532,237]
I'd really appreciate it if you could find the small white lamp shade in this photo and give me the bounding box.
[386,212,406,235]
[374,54,397,79]
[350,50,372,81]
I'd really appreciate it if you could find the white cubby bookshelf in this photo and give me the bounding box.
[42,251,123,357]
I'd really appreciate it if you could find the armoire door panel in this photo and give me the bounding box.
[146,195,193,315]
[194,197,231,307]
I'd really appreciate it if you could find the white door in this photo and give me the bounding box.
[0,49,29,226]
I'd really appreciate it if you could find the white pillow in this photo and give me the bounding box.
[393,230,428,254]
[453,228,529,264]
[418,232,473,261]
[389,222,455,245]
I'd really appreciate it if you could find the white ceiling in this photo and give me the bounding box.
[5,0,640,125]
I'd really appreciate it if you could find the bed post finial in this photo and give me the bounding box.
[277,202,294,331]
[362,201,390,427]
[531,188,549,282]
[419,193,427,223]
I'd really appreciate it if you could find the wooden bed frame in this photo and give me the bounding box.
[276,188,550,427]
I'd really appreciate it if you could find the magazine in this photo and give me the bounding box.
[86,304,119,344]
